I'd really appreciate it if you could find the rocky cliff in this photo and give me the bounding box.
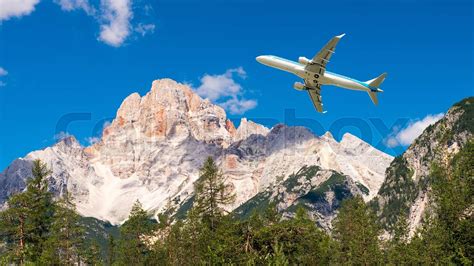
[0,79,393,224]
[233,165,366,231]
[372,97,473,234]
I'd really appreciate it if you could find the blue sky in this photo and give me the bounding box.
[0,0,472,170]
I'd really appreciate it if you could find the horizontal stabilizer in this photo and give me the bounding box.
[366,72,387,88]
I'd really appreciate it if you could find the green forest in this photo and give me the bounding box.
[0,142,472,265]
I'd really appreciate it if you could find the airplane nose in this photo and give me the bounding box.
[256,56,266,63]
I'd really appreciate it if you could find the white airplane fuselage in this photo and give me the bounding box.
[256,55,379,93]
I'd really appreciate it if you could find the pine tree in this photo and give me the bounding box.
[41,191,85,264]
[0,192,30,264]
[106,234,116,265]
[117,200,154,265]
[263,202,281,225]
[332,196,382,265]
[386,214,412,264]
[194,157,235,231]
[24,159,55,261]
[245,206,333,264]
[165,220,186,265]
[0,159,54,264]
[266,242,289,266]
[81,240,102,265]
[180,207,210,264]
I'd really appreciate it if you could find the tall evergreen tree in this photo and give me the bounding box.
[332,196,382,265]
[0,192,30,264]
[181,208,211,264]
[266,242,289,266]
[81,239,102,265]
[24,159,55,261]
[165,220,187,265]
[385,214,413,264]
[194,157,235,231]
[41,191,85,265]
[0,159,54,264]
[106,234,116,265]
[117,200,154,265]
[246,206,333,264]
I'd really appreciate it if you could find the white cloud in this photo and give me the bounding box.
[196,68,246,101]
[194,67,257,114]
[385,113,444,147]
[0,0,40,21]
[0,0,153,47]
[135,23,155,36]
[52,0,154,47]
[55,0,95,15]
[98,0,132,47]
[0,67,8,76]
[55,0,132,47]
[220,98,257,115]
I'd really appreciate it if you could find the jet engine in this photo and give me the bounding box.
[298,56,311,65]
[293,82,306,91]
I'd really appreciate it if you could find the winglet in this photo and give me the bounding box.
[336,33,346,39]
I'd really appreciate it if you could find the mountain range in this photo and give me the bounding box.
[1,79,471,234]
[0,79,393,226]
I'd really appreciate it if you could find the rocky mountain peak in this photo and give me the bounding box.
[235,118,270,141]
[55,135,80,148]
[99,79,234,147]
[0,78,394,224]
[340,132,362,145]
[51,136,84,157]
[322,131,335,140]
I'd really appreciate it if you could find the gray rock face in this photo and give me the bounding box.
[234,165,365,232]
[0,79,393,224]
[373,97,473,235]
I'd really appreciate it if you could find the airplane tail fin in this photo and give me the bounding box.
[365,72,387,105]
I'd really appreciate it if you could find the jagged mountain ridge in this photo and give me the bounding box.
[233,165,367,231]
[0,79,393,224]
[372,97,473,234]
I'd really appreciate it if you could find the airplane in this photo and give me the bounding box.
[256,34,386,113]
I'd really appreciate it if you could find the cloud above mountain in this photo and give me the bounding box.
[0,0,154,47]
[0,0,40,21]
[56,0,143,47]
[195,67,257,115]
[385,113,444,147]
[97,0,132,46]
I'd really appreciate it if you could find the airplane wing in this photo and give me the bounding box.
[305,34,345,74]
[307,85,325,113]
